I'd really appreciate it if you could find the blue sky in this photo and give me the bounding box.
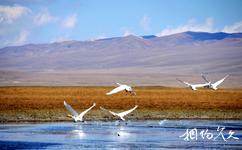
[0,0,242,47]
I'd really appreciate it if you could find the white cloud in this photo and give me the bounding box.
[140,15,150,31]
[33,9,57,25]
[4,30,30,46]
[123,30,134,36]
[0,5,30,23]
[222,21,242,33]
[15,30,29,45]
[156,17,215,37]
[62,14,77,28]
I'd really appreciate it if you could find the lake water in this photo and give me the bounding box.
[0,120,241,149]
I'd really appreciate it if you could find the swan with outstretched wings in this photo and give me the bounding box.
[64,101,96,122]
[177,78,209,90]
[100,105,138,121]
[106,83,136,95]
[201,74,229,90]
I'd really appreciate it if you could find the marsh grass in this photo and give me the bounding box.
[0,86,241,122]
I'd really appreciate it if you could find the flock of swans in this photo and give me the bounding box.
[177,74,229,90]
[64,83,138,122]
[64,75,229,122]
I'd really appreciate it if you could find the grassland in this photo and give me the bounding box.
[0,86,241,122]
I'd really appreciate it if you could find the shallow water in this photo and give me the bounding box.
[0,120,241,149]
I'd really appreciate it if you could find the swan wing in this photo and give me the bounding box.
[64,101,78,117]
[201,74,210,83]
[194,83,209,88]
[106,85,126,95]
[177,78,191,86]
[118,105,138,117]
[213,75,229,88]
[79,103,96,118]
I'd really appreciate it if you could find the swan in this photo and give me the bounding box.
[100,105,138,121]
[64,101,96,122]
[106,83,136,95]
[176,78,210,90]
[201,74,229,90]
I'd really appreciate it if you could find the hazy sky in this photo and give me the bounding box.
[0,0,242,47]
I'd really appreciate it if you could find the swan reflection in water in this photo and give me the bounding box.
[66,125,86,139]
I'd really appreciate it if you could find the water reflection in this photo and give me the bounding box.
[159,119,168,125]
[69,129,86,139]
[65,124,86,139]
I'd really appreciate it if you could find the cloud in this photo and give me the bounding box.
[120,27,135,37]
[140,15,150,31]
[33,9,57,25]
[4,30,30,46]
[0,5,30,23]
[62,14,77,28]
[123,30,134,36]
[156,17,215,36]
[15,30,29,44]
[222,21,242,33]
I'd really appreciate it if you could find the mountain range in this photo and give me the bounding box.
[0,31,242,87]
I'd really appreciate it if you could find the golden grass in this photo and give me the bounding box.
[0,86,242,122]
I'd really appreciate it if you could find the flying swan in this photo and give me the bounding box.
[106,83,136,95]
[201,74,229,90]
[100,105,138,121]
[64,101,96,122]
[176,78,210,90]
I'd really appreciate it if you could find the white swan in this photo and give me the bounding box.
[100,105,138,121]
[106,83,136,95]
[177,78,209,90]
[201,74,229,90]
[64,101,96,122]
